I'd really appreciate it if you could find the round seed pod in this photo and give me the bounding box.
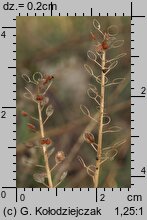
[21,111,28,117]
[27,123,36,130]
[55,151,65,164]
[102,40,109,50]
[84,132,95,144]
[40,138,52,147]
[36,95,44,101]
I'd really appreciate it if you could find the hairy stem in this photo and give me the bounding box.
[94,50,106,188]
[38,102,53,188]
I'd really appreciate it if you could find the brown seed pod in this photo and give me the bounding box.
[55,151,65,164]
[24,142,34,148]
[36,95,44,101]
[40,138,52,146]
[43,75,54,85]
[21,111,28,117]
[84,132,95,144]
[27,123,36,131]
[102,40,109,50]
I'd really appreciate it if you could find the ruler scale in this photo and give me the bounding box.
[0,0,147,219]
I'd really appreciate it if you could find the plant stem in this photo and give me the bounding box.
[38,102,53,188]
[94,50,106,188]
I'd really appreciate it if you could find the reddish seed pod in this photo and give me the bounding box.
[101,40,109,50]
[36,95,44,101]
[21,111,28,117]
[45,138,52,145]
[84,132,95,144]
[43,75,54,85]
[40,138,52,146]
[27,123,36,130]
[40,139,46,145]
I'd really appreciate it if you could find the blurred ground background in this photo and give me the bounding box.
[16,16,131,188]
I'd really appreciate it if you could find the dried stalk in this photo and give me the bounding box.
[94,50,106,188]
[21,73,67,188]
[38,102,53,188]
[80,19,127,188]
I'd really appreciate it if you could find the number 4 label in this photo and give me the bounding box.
[1,31,6,38]
[141,167,146,175]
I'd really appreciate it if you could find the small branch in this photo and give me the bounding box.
[41,104,45,112]
[102,126,121,134]
[50,163,58,172]
[90,143,97,152]
[42,182,50,188]
[43,115,50,125]
[35,164,45,168]
[78,156,95,178]
[43,81,53,95]
[24,87,34,99]
[105,78,125,87]
[54,171,67,188]
[80,105,98,123]
[30,115,39,122]
[53,178,64,188]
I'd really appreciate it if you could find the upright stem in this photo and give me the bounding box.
[94,50,106,188]
[38,102,53,188]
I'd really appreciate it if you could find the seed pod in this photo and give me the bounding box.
[84,132,95,144]
[24,142,34,148]
[40,139,46,145]
[55,151,65,164]
[21,111,28,117]
[45,138,52,145]
[43,97,49,105]
[43,75,54,85]
[102,40,109,50]
[36,95,44,101]
[33,173,46,184]
[27,123,36,131]
[40,138,52,146]
[46,105,54,117]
